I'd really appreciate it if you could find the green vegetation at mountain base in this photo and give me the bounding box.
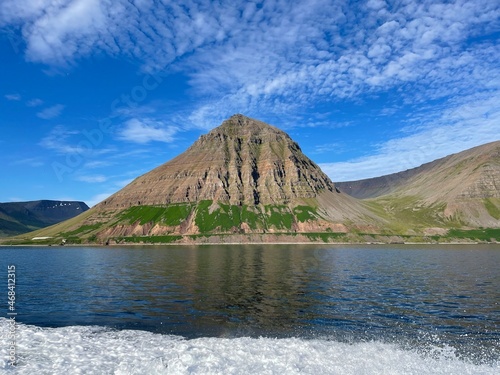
[194,201,319,233]
[264,205,294,229]
[484,198,500,220]
[120,204,194,225]
[293,206,319,222]
[118,235,183,244]
[114,202,323,235]
[195,200,247,232]
[365,196,464,233]
[3,197,499,246]
[447,228,500,242]
[303,232,348,242]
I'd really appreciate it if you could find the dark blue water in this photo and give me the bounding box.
[1,245,499,364]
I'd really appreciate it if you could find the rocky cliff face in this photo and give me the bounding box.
[98,114,337,209]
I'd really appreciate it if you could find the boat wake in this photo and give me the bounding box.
[1,318,498,374]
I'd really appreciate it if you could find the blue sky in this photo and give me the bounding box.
[1,0,499,207]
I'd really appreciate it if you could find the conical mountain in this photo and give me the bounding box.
[8,117,498,245]
[15,114,381,244]
[98,114,338,208]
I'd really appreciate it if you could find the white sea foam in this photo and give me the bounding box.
[0,319,498,375]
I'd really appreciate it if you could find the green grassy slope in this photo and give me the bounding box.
[1,201,338,244]
[3,198,499,245]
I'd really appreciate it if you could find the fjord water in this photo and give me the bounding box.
[0,245,498,374]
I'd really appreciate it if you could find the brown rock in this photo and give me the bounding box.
[31,114,383,241]
[96,114,337,209]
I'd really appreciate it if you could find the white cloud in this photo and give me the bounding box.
[2,0,500,179]
[0,0,226,67]
[173,0,500,126]
[76,175,107,183]
[321,93,500,182]
[4,93,21,101]
[37,104,64,119]
[366,0,386,11]
[117,118,178,144]
[2,1,498,116]
[0,0,48,22]
[0,0,108,66]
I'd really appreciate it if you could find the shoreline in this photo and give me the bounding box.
[1,241,499,247]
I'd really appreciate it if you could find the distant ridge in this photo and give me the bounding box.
[337,141,500,228]
[336,141,500,199]
[335,163,437,199]
[0,200,89,237]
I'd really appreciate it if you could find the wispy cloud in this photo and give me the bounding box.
[130,0,498,131]
[321,92,500,181]
[2,1,498,114]
[312,143,345,155]
[39,125,116,156]
[117,118,178,144]
[0,0,107,66]
[2,0,500,181]
[4,93,21,101]
[76,175,107,183]
[39,126,82,154]
[11,157,44,167]
[37,104,65,119]
[83,160,113,169]
[27,98,44,107]
[0,0,224,67]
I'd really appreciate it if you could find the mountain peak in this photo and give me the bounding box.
[226,113,251,123]
[225,113,261,125]
[98,115,336,208]
[213,114,284,138]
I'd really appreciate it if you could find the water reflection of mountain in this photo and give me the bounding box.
[149,245,332,338]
